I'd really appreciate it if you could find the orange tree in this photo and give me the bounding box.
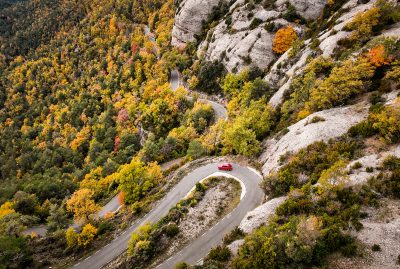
[272,26,298,54]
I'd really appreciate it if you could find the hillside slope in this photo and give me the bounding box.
[170,0,400,268]
[0,0,400,268]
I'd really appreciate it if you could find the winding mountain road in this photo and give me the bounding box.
[144,25,227,121]
[71,27,251,269]
[169,69,227,121]
[72,163,263,269]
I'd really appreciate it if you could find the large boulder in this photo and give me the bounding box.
[203,26,276,72]
[171,0,223,46]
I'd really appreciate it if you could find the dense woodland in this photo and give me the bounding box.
[0,0,400,268]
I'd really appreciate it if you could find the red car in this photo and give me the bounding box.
[218,163,233,171]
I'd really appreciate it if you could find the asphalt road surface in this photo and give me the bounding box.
[169,69,228,120]
[72,163,263,269]
[97,195,121,218]
[200,98,228,121]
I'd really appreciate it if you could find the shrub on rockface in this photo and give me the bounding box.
[349,100,400,144]
[272,26,298,54]
[369,156,400,199]
[262,137,360,197]
[345,0,400,44]
[370,100,400,143]
[305,57,375,113]
[231,181,368,269]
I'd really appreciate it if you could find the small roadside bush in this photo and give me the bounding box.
[164,223,179,237]
[223,227,245,245]
[206,246,231,262]
[174,262,189,269]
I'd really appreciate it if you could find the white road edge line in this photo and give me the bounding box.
[247,166,263,179]
[184,172,247,200]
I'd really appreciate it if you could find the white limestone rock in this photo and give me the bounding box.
[319,30,350,57]
[205,25,276,72]
[239,196,288,234]
[171,0,223,46]
[381,22,400,38]
[333,1,375,32]
[268,77,291,108]
[227,239,245,255]
[275,0,328,20]
[260,102,370,176]
[289,0,328,20]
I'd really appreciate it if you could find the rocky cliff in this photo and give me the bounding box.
[172,0,328,72]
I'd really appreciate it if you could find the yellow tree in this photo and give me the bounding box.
[221,119,261,157]
[370,100,400,143]
[80,167,108,197]
[65,227,78,249]
[66,189,100,223]
[78,224,98,248]
[318,160,349,195]
[128,222,153,256]
[70,126,91,151]
[385,65,400,86]
[0,201,15,218]
[116,158,162,205]
[200,119,226,154]
[306,57,375,112]
[109,15,118,36]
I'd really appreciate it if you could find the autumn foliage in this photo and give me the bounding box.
[0,202,15,218]
[272,26,298,54]
[78,224,98,248]
[346,7,380,40]
[118,191,126,205]
[66,189,100,223]
[367,45,390,67]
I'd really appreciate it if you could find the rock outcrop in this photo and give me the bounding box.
[259,102,370,176]
[286,0,328,20]
[347,145,400,186]
[238,196,287,233]
[172,0,328,72]
[171,0,222,46]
